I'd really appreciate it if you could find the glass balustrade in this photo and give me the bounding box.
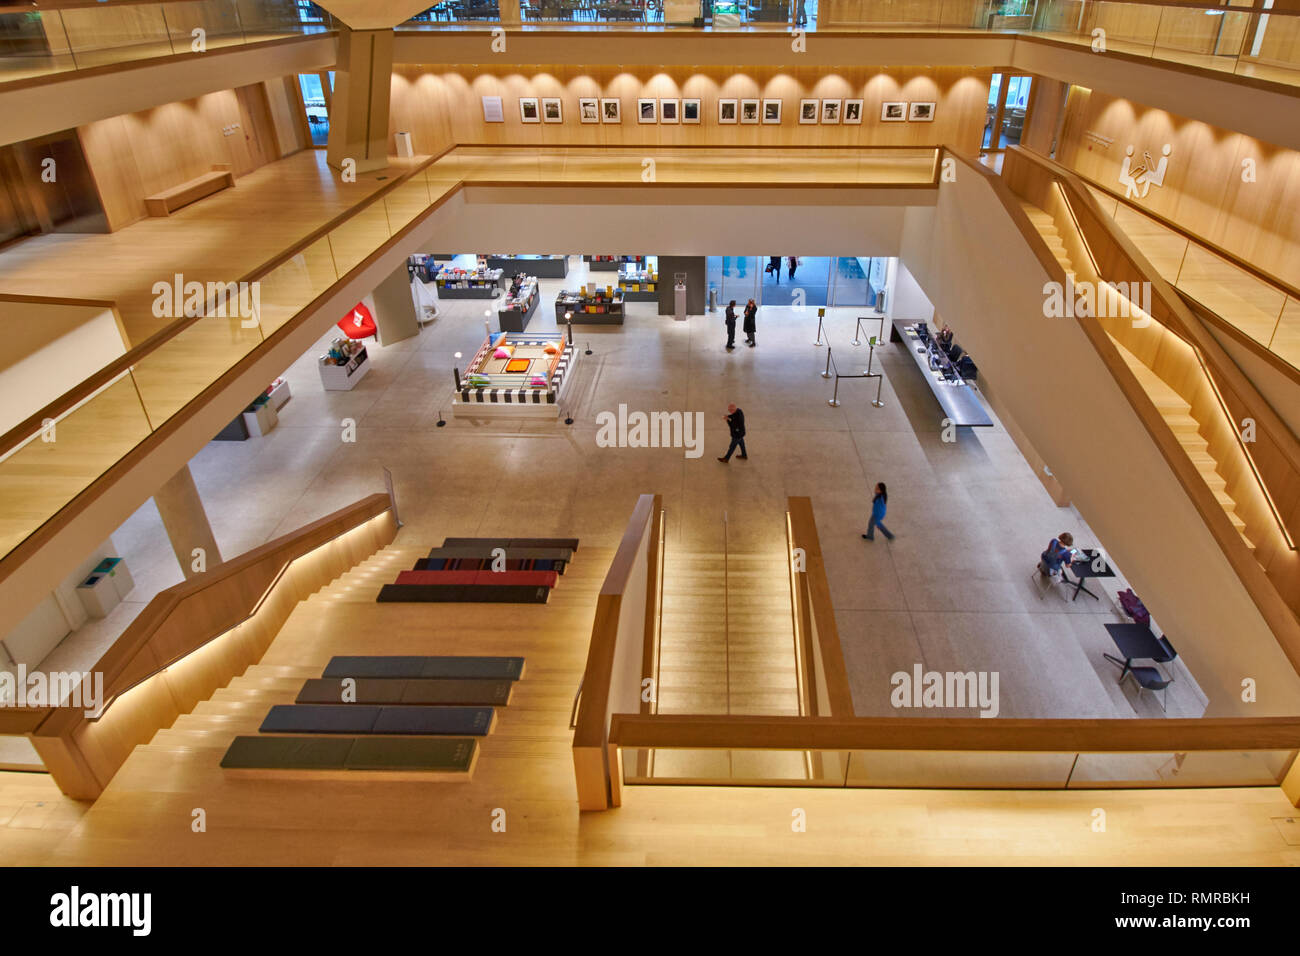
[621,744,1299,789]
[0,0,334,84]
[4,0,1297,87]
[0,146,939,562]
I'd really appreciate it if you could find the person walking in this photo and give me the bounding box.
[787,256,799,281]
[862,482,895,541]
[717,403,748,462]
[724,299,737,350]
[766,255,781,284]
[743,298,757,347]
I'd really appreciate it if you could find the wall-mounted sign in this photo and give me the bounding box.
[482,96,504,123]
[1118,143,1172,200]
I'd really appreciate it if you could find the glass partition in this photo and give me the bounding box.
[621,744,1299,790]
[0,0,333,83]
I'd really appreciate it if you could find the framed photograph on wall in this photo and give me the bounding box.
[579,97,600,124]
[908,101,936,122]
[718,99,738,124]
[843,99,864,125]
[638,98,657,123]
[682,99,701,124]
[601,98,621,123]
[740,99,760,124]
[519,97,540,123]
[799,99,819,124]
[821,99,842,124]
[542,97,562,123]
[482,95,504,123]
[660,99,679,124]
[762,99,782,124]
[881,101,907,122]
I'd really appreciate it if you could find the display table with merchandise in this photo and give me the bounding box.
[318,338,370,391]
[452,330,577,419]
[498,277,540,333]
[617,264,658,302]
[435,266,503,298]
[583,255,621,272]
[486,254,568,278]
[556,286,624,324]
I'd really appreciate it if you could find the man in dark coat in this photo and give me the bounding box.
[717,404,748,463]
[743,299,757,347]
[724,299,737,350]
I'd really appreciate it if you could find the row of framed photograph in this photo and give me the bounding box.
[502,96,936,125]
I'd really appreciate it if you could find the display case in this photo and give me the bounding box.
[498,277,540,333]
[556,286,625,325]
[618,263,658,302]
[486,254,569,278]
[318,339,370,391]
[435,265,503,298]
[583,255,622,272]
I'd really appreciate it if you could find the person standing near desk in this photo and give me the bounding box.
[1038,532,1074,577]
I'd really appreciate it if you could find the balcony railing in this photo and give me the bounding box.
[0,145,939,568]
[0,0,334,84]
[393,0,1300,89]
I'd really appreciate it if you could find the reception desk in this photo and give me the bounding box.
[891,320,992,427]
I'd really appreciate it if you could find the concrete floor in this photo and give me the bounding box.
[39,255,1206,720]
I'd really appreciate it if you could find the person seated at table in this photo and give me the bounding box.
[936,325,954,352]
[1038,532,1075,577]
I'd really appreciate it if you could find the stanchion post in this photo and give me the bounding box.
[872,374,886,408]
[851,316,863,347]
[821,345,833,379]
[828,374,841,407]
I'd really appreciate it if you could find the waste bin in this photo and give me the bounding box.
[708,288,718,313]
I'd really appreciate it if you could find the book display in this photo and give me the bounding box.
[318,337,370,391]
[583,255,621,272]
[435,265,503,298]
[556,285,625,325]
[485,254,569,278]
[498,275,540,333]
[618,262,658,302]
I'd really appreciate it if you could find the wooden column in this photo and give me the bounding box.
[154,463,222,579]
[326,26,394,174]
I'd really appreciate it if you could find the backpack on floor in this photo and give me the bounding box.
[1118,588,1150,626]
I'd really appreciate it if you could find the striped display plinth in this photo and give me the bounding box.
[452,345,577,419]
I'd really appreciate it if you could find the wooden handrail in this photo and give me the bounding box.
[609,713,1300,753]
[1005,146,1300,529]
[1069,167,1300,304]
[32,491,393,738]
[786,496,853,717]
[0,146,453,461]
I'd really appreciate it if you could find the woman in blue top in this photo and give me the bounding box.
[862,483,894,541]
[1039,532,1075,576]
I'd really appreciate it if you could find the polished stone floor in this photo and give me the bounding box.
[42,256,1207,719]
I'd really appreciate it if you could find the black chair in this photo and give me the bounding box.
[1123,666,1171,712]
[1150,635,1178,681]
[947,344,963,363]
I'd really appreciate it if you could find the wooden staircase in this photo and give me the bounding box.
[1019,199,1256,550]
[657,549,800,716]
